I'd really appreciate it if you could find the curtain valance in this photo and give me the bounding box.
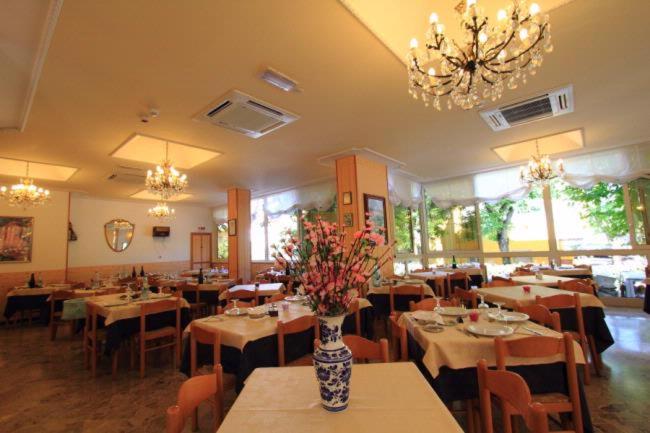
[212,206,228,225]
[388,171,423,209]
[263,181,337,216]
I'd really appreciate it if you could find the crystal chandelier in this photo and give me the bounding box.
[407,0,552,110]
[148,202,175,220]
[0,162,51,208]
[520,141,564,187]
[145,142,188,200]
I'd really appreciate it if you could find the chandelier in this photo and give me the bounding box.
[407,0,552,110]
[148,202,175,220]
[520,141,564,187]
[145,142,188,200]
[0,162,51,208]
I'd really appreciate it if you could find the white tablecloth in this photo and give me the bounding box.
[86,293,190,326]
[511,274,576,287]
[476,285,604,309]
[217,363,463,433]
[219,283,285,301]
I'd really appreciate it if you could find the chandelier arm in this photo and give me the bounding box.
[483,31,516,62]
[480,73,495,85]
[502,25,547,64]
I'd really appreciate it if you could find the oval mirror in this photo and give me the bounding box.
[104,219,135,252]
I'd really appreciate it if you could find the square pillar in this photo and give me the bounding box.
[227,188,251,282]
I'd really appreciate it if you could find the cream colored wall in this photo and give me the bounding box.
[0,190,69,272]
[68,194,216,268]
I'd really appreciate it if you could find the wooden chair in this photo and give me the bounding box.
[166,365,224,433]
[217,300,256,314]
[83,303,119,377]
[138,298,181,378]
[535,293,600,384]
[412,268,429,273]
[389,285,424,314]
[477,359,550,433]
[342,335,389,363]
[446,271,468,298]
[346,298,363,336]
[226,288,259,305]
[495,333,583,433]
[388,312,407,361]
[511,270,535,276]
[49,289,75,340]
[483,277,517,287]
[180,283,208,319]
[558,279,596,296]
[277,315,319,366]
[70,281,86,289]
[409,297,458,311]
[264,293,287,304]
[516,304,561,332]
[453,287,477,308]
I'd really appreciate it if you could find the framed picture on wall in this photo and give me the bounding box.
[342,191,353,205]
[228,219,237,236]
[343,212,353,227]
[363,194,388,244]
[0,216,34,263]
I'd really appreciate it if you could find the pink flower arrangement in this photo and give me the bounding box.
[272,216,393,316]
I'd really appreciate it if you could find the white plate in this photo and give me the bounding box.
[438,307,469,317]
[466,324,514,337]
[224,308,248,316]
[487,311,529,323]
[411,311,441,323]
[421,324,444,333]
[285,295,307,302]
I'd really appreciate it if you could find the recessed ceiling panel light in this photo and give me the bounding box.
[111,134,221,169]
[0,158,77,181]
[130,190,192,202]
[492,129,584,162]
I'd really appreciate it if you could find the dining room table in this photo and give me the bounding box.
[399,308,594,433]
[365,279,434,316]
[216,362,464,433]
[541,267,593,278]
[180,297,374,392]
[511,273,578,287]
[476,285,614,353]
[3,283,72,324]
[408,267,484,294]
[219,283,285,305]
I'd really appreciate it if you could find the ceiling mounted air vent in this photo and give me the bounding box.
[106,165,146,184]
[195,90,299,139]
[479,85,574,132]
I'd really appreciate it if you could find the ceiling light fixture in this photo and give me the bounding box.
[145,141,188,200]
[520,140,564,187]
[148,202,175,220]
[0,162,51,208]
[407,0,552,110]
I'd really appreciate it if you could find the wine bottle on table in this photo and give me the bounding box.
[131,267,136,278]
[28,273,36,288]
[198,268,204,284]
[140,266,145,277]
[451,255,458,269]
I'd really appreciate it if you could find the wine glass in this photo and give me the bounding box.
[433,295,443,313]
[493,301,505,319]
[231,298,239,314]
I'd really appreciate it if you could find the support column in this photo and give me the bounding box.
[227,188,251,282]
[335,155,394,275]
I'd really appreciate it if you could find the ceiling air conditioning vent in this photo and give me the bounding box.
[106,165,146,184]
[195,90,299,139]
[479,85,574,131]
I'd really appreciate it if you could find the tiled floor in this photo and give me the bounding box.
[0,308,648,432]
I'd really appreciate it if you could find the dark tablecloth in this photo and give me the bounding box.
[644,294,650,314]
[367,293,433,316]
[3,294,50,324]
[407,334,594,433]
[180,307,373,392]
[553,306,614,353]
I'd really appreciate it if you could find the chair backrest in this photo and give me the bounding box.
[516,304,561,332]
[71,281,86,289]
[558,279,595,295]
[447,271,469,290]
[477,359,550,433]
[484,278,517,287]
[218,300,256,314]
[118,276,136,285]
[140,298,181,336]
[190,322,221,376]
[265,293,287,304]
[276,315,319,366]
[166,364,223,433]
[535,292,586,342]
[84,302,99,335]
[342,335,389,363]
[412,268,429,273]
[494,333,582,432]
[389,285,424,313]
[346,298,362,336]
[511,270,535,276]
[453,287,477,308]
[388,313,407,361]
[409,297,458,311]
[52,289,75,301]
[226,289,258,302]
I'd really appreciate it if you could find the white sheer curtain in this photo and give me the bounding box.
[263,181,337,216]
[212,206,228,225]
[388,171,423,209]
[424,141,650,208]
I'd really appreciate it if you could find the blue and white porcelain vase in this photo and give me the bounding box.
[313,314,353,412]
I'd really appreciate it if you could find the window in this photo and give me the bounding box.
[426,198,479,251]
[551,181,630,250]
[266,211,298,259]
[394,205,421,254]
[561,254,647,298]
[629,178,650,245]
[484,256,550,279]
[216,223,228,260]
[251,198,266,261]
[480,191,549,256]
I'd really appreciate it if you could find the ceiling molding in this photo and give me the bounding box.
[318,147,405,170]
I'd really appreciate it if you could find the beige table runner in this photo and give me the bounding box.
[217,363,463,433]
[86,293,190,326]
[188,298,372,351]
[511,274,575,287]
[399,311,586,378]
[476,285,604,309]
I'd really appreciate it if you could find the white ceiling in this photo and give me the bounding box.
[0,0,649,205]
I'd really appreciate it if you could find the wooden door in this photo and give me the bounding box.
[190,232,212,270]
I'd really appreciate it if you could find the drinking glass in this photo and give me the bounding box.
[232,298,239,313]
[494,301,505,319]
[433,295,443,313]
